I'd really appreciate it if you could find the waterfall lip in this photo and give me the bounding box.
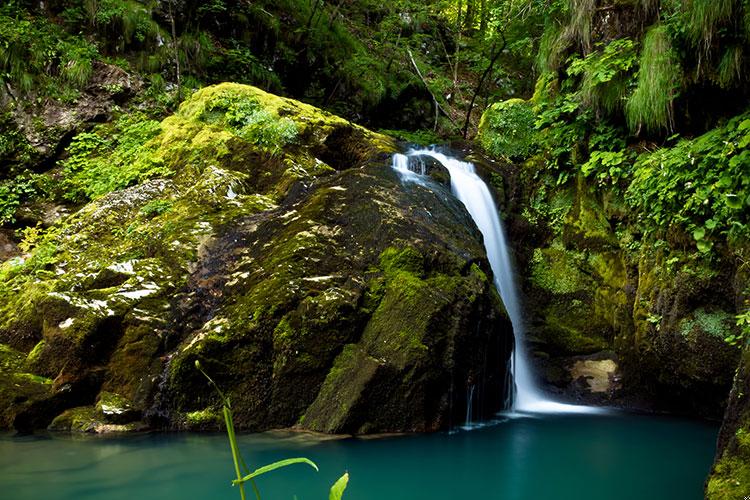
[391,148,606,418]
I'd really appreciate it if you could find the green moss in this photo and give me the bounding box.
[563,182,617,249]
[530,244,589,295]
[379,247,425,277]
[679,308,736,339]
[588,252,627,289]
[25,340,46,365]
[540,301,610,354]
[300,244,497,433]
[48,406,98,432]
[707,417,750,499]
[185,407,223,429]
[478,99,538,160]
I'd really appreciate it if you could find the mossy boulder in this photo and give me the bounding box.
[165,164,512,433]
[0,83,511,434]
[707,341,750,499]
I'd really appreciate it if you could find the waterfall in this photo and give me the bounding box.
[392,149,601,415]
[465,384,476,428]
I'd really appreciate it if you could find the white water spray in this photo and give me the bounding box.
[393,149,602,415]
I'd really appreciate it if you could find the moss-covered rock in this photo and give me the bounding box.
[0,83,511,434]
[493,148,741,413]
[707,346,750,499]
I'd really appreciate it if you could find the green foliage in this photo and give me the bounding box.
[534,92,589,173]
[731,307,750,346]
[683,0,735,49]
[0,172,46,224]
[580,150,633,186]
[139,199,173,217]
[567,0,595,52]
[567,38,637,114]
[87,0,161,51]
[0,7,99,97]
[537,21,568,73]
[194,360,348,500]
[479,99,538,159]
[61,114,165,202]
[626,112,750,245]
[329,473,349,500]
[626,25,681,134]
[0,224,59,285]
[206,93,298,153]
[716,45,744,89]
[379,128,441,146]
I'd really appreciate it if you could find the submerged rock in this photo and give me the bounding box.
[0,83,512,434]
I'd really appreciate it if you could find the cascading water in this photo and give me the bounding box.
[393,149,602,415]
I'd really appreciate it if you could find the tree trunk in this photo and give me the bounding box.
[168,0,181,103]
[464,0,475,31]
[462,33,506,138]
[480,0,487,34]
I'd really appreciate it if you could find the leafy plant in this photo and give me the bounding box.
[580,150,632,186]
[194,360,349,500]
[206,93,298,153]
[479,98,538,159]
[567,38,637,114]
[625,112,750,245]
[140,199,173,217]
[60,114,165,202]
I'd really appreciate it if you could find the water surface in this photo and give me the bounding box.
[1,413,717,500]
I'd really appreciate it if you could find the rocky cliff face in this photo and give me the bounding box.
[0,83,512,434]
[707,340,750,498]
[475,116,742,417]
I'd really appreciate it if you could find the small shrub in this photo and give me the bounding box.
[479,98,538,159]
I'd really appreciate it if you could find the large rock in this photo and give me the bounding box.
[0,83,512,433]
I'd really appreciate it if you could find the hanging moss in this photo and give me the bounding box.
[717,45,744,88]
[537,21,570,73]
[566,0,595,53]
[684,0,735,49]
[626,25,681,134]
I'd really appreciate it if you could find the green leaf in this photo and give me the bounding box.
[726,194,743,209]
[233,458,319,485]
[696,239,713,253]
[693,227,705,240]
[718,174,733,188]
[705,219,717,230]
[329,472,350,500]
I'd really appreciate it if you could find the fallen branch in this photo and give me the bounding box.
[462,31,506,139]
[406,48,459,130]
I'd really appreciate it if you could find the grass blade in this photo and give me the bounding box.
[233,458,319,485]
[329,472,349,500]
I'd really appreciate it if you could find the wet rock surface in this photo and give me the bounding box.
[0,84,513,434]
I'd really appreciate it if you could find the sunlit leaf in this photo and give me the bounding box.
[726,194,742,209]
[329,472,350,500]
[696,239,712,253]
[233,458,319,485]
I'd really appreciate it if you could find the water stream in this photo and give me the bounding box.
[393,149,601,415]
